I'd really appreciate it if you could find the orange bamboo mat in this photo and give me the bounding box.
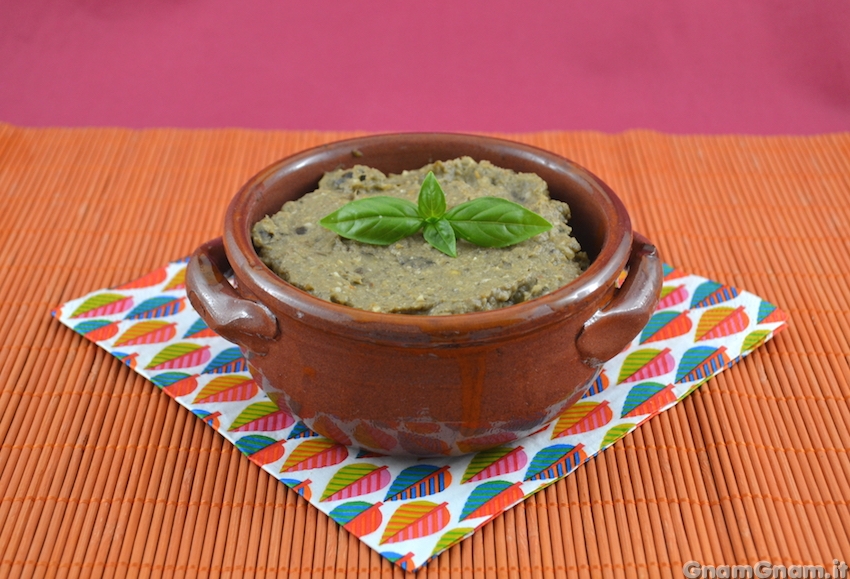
[1,123,848,577]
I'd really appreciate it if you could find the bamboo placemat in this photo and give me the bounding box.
[1,123,848,577]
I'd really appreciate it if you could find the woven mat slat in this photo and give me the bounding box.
[1,123,849,576]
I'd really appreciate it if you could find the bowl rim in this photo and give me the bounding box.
[222,132,634,338]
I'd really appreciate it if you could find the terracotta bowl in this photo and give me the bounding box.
[186,133,662,456]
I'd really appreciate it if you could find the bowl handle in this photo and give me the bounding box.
[577,232,662,366]
[186,237,279,354]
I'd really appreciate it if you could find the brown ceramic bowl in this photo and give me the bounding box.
[186,133,662,456]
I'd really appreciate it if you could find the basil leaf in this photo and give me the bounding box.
[319,196,423,245]
[445,197,552,247]
[423,218,457,257]
[417,171,446,220]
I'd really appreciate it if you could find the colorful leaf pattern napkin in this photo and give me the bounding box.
[53,259,787,571]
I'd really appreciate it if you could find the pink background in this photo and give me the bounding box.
[2,1,849,134]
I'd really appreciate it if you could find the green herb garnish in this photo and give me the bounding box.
[319,171,552,257]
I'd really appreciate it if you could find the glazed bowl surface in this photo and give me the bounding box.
[186,133,662,456]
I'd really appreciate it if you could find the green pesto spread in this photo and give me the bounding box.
[252,157,588,315]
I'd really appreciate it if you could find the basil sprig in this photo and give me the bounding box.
[319,171,552,257]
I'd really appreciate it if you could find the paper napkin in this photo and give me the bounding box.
[54,260,787,571]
